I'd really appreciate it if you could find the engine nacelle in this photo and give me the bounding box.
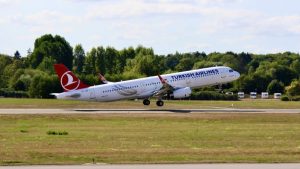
[173,87,192,99]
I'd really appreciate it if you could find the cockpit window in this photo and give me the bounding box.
[229,69,234,73]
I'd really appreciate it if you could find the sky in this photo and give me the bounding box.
[1,0,300,56]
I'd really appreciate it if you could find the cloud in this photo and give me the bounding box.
[113,22,152,40]
[1,0,300,55]
[84,0,299,38]
[7,10,83,38]
[193,0,243,5]
[195,8,300,38]
[184,43,212,52]
[13,10,80,26]
[0,18,5,24]
[84,0,250,24]
[85,0,223,19]
[0,0,20,7]
[258,15,300,35]
[82,0,300,54]
[0,0,14,5]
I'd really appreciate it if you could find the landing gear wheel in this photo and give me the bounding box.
[156,100,164,107]
[143,99,150,106]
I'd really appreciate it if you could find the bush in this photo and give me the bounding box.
[47,130,68,135]
[20,130,28,133]
[291,96,300,101]
[190,91,238,101]
[0,88,29,98]
[281,95,289,101]
[29,74,61,98]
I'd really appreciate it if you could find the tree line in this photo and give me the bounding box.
[0,34,300,99]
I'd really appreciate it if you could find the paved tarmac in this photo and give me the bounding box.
[1,164,300,169]
[0,108,300,114]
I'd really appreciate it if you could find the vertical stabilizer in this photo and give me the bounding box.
[53,64,89,92]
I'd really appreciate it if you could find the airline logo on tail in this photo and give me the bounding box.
[61,71,80,91]
[54,64,90,92]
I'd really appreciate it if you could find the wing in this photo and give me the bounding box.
[153,75,175,98]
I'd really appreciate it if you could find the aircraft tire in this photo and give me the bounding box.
[156,100,164,107]
[143,99,150,105]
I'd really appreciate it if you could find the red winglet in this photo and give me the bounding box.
[158,75,166,84]
[99,73,107,82]
[53,64,90,92]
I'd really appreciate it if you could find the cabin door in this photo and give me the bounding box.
[89,88,96,100]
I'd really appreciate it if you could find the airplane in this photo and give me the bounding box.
[52,64,240,106]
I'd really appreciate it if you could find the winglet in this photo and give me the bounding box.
[99,73,108,83]
[158,74,166,84]
[98,73,114,84]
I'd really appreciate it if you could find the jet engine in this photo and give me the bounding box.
[173,87,192,99]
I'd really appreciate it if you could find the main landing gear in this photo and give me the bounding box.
[143,99,150,106]
[142,99,164,107]
[156,100,164,107]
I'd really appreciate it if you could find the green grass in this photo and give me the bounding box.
[1,113,300,165]
[0,98,300,109]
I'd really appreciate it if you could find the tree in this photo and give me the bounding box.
[124,53,162,76]
[193,61,222,69]
[291,59,300,77]
[164,54,180,71]
[220,53,240,72]
[14,50,21,59]
[135,55,162,76]
[0,55,13,88]
[73,44,85,74]
[95,46,106,74]
[267,80,284,94]
[4,60,24,85]
[135,45,154,56]
[285,80,300,96]
[84,48,97,74]
[105,47,119,74]
[175,57,194,71]
[117,47,135,74]
[9,69,25,89]
[234,73,271,93]
[269,66,297,85]
[30,34,73,69]
[37,57,56,73]
[13,79,26,91]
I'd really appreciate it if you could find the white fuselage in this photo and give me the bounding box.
[55,66,240,101]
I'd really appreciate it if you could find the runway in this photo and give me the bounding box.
[0,108,300,114]
[1,164,300,169]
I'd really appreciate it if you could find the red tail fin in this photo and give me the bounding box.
[53,64,89,92]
